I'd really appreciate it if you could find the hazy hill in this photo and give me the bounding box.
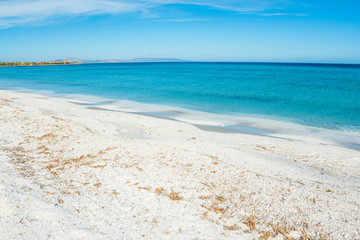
[130,58,189,62]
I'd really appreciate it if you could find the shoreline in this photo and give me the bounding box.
[1,90,360,239]
[4,87,359,151]
[0,62,78,67]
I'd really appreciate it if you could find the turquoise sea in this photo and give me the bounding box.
[0,62,359,136]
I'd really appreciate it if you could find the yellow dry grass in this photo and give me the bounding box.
[223,224,238,231]
[167,191,183,201]
[243,216,256,231]
[155,187,165,195]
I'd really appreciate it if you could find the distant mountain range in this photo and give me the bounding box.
[57,57,189,64]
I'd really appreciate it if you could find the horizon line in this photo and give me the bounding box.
[1,60,360,66]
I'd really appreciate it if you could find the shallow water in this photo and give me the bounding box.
[0,62,359,133]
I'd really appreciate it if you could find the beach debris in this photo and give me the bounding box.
[257,145,267,150]
[138,186,151,191]
[300,232,313,240]
[167,191,183,201]
[243,216,256,231]
[259,231,273,239]
[199,195,211,200]
[215,195,226,202]
[215,207,226,215]
[57,198,64,204]
[1,98,12,102]
[155,187,165,195]
[272,225,288,238]
[224,224,238,231]
[38,132,56,140]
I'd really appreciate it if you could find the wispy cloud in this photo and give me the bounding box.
[0,0,144,28]
[152,18,211,22]
[0,0,306,29]
[261,13,308,17]
[149,0,290,13]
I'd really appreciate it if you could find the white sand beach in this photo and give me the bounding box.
[1,90,359,239]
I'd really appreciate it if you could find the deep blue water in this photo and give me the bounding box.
[0,62,359,132]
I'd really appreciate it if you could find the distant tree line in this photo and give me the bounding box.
[0,61,71,67]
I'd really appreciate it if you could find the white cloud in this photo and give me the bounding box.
[261,13,307,17]
[0,0,304,29]
[0,0,139,17]
[148,0,286,13]
[152,18,210,22]
[0,0,144,28]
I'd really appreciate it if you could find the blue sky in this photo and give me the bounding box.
[0,0,359,63]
